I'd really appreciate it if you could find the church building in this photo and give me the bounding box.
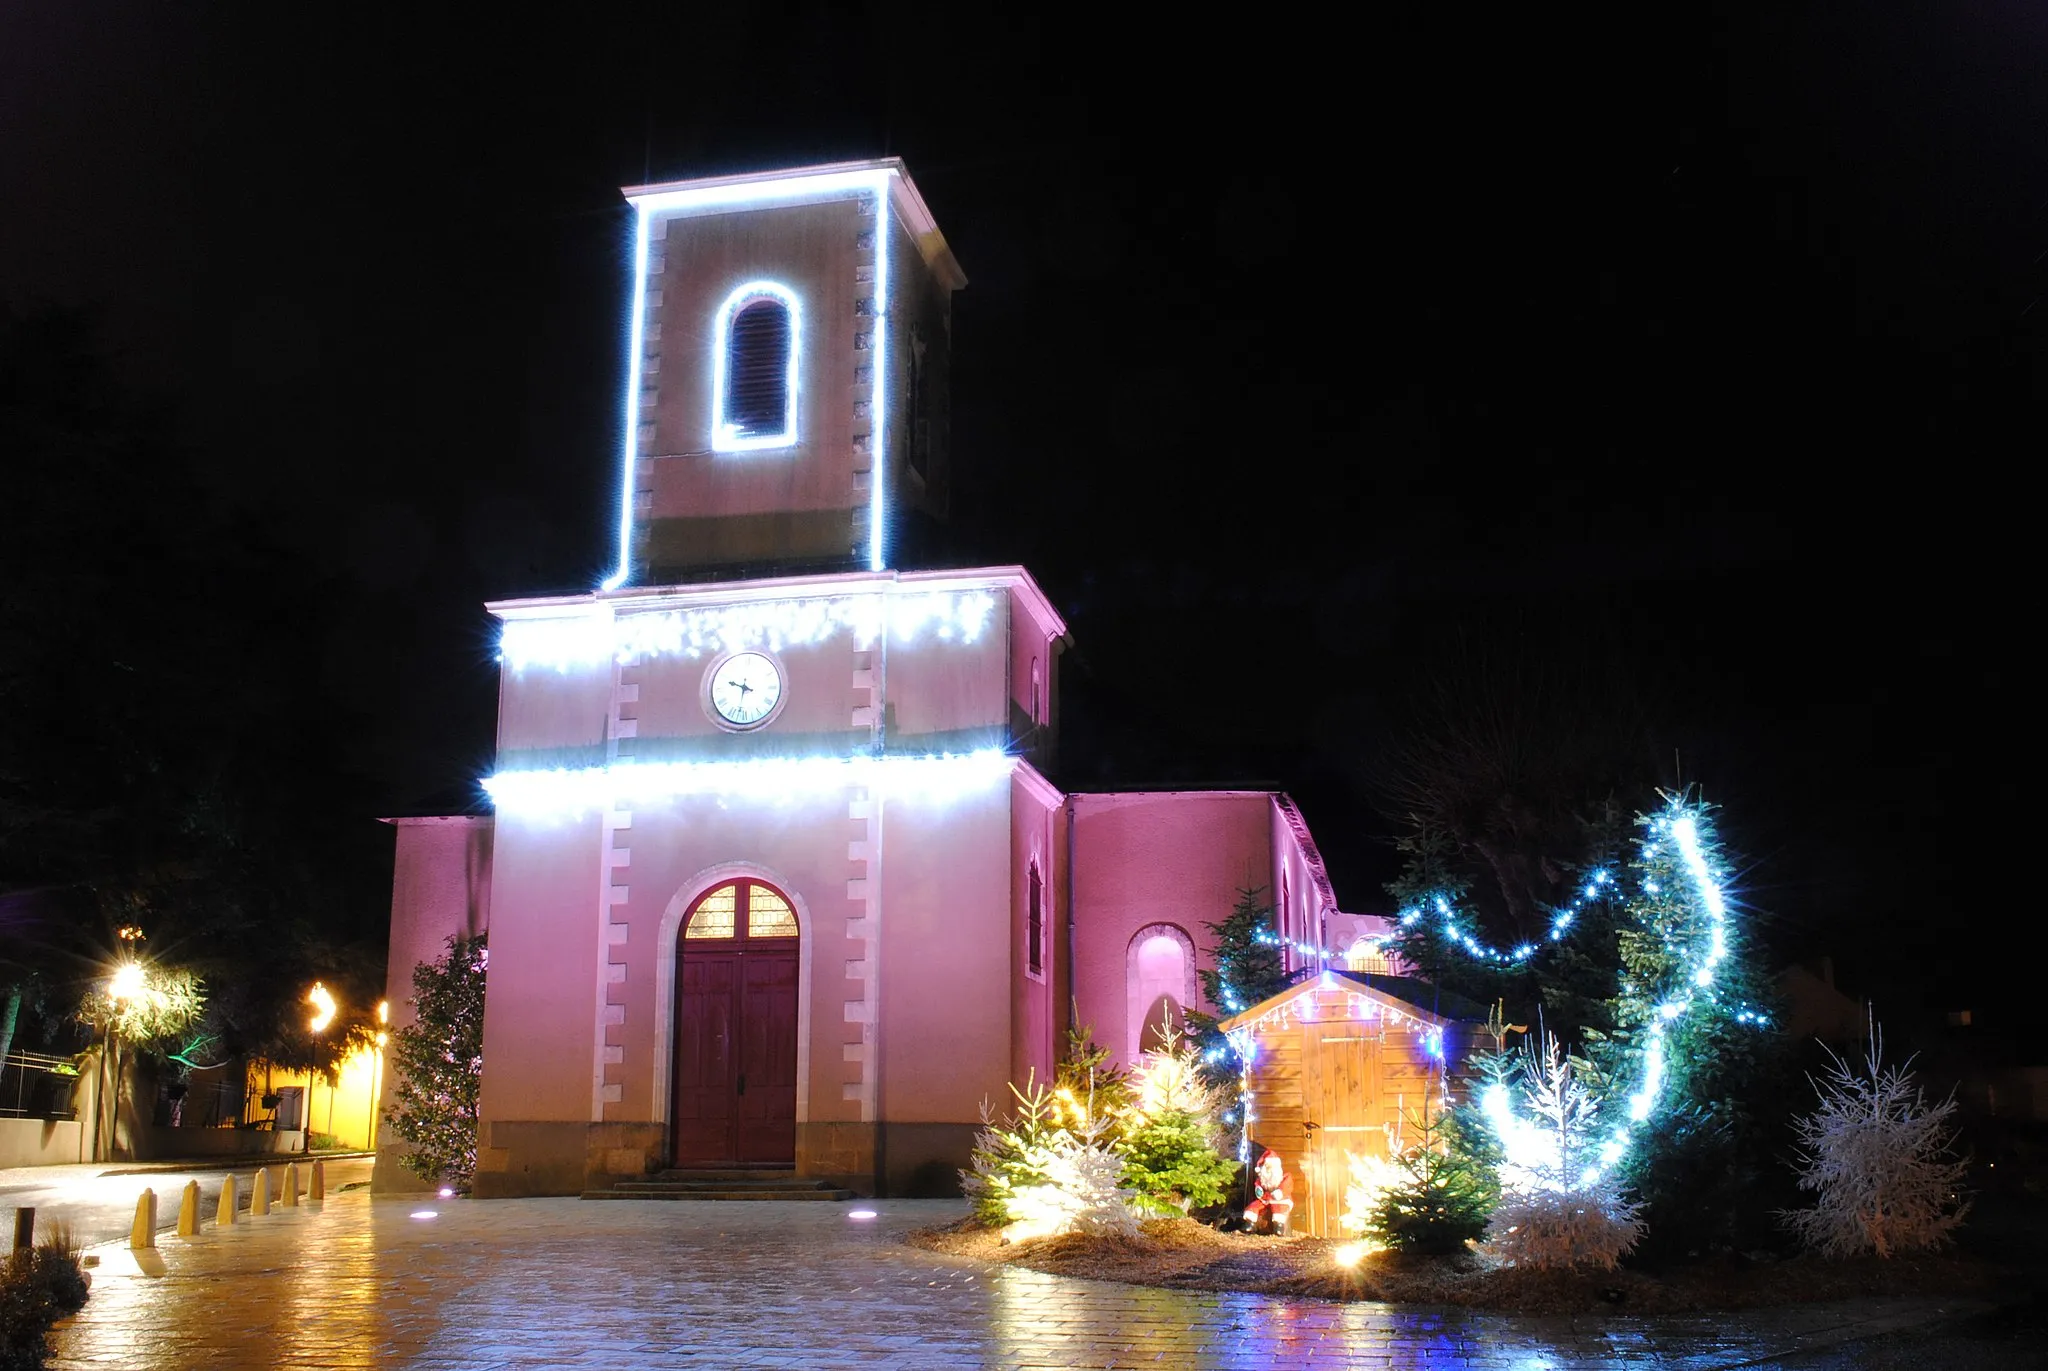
[374,160,1395,1198]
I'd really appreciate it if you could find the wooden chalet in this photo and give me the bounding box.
[1218,970,1486,1238]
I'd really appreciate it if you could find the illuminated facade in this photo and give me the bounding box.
[375,160,1388,1197]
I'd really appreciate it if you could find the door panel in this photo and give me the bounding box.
[736,948,799,1165]
[1303,1025,1384,1237]
[673,953,739,1166]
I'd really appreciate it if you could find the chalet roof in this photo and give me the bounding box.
[1217,968,1490,1035]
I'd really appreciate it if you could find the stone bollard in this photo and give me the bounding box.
[283,1162,301,1207]
[129,1189,157,1250]
[177,1180,201,1237]
[310,1159,325,1203]
[216,1174,238,1227]
[11,1208,31,1252]
[251,1167,271,1217]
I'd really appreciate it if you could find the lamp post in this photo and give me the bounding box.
[305,982,336,1154]
[98,962,145,1163]
[368,999,389,1155]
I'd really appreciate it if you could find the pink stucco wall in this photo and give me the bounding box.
[475,808,605,1130]
[372,816,493,1193]
[1068,792,1277,1068]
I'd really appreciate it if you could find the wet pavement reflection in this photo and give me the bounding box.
[50,1196,1975,1369]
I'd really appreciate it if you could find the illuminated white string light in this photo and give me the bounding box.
[1391,870,1615,964]
[604,165,902,590]
[484,748,1013,817]
[498,589,996,673]
[1474,801,1759,1188]
[711,281,802,452]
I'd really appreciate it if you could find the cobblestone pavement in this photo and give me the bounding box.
[50,1196,1987,1369]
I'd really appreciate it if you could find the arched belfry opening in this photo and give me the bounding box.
[672,878,800,1167]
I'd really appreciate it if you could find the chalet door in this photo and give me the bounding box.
[672,880,800,1168]
[1302,1024,1384,1238]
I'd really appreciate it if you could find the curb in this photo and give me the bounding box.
[97,1153,373,1178]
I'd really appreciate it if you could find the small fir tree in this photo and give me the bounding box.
[1368,1103,1499,1254]
[962,1076,1066,1228]
[1781,1021,1969,1259]
[386,933,487,1193]
[961,1076,1139,1241]
[1485,1032,1646,1270]
[1053,1022,1134,1136]
[1121,1024,1238,1214]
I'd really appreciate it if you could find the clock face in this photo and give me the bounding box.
[707,652,783,729]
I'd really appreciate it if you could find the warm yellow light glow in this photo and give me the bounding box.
[376,999,389,1025]
[108,963,145,1002]
[1334,1241,1371,1269]
[375,1032,388,1047]
[307,983,336,1033]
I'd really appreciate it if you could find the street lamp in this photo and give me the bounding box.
[96,962,144,1163]
[367,999,390,1157]
[305,982,335,1153]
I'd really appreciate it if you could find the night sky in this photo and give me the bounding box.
[4,5,2039,1036]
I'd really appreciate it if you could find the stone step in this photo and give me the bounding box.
[580,1186,856,1202]
[648,1169,799,1182]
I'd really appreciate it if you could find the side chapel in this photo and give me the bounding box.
[375,160,1425,1201]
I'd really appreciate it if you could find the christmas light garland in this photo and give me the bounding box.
[499,588,998,674]
[1217,798,1768,1190]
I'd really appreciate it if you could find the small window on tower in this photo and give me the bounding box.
[1027,863,1044,977]
[714,283,799,451]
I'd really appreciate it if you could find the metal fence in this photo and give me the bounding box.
[0,1050,81,1120]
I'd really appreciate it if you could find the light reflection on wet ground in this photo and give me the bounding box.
[50,1196,1977,1369]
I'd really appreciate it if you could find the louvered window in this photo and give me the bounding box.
[1027,863,1044,976]
[713,284,798,450]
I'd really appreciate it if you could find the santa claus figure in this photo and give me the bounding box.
[1243,1147,1293,1234]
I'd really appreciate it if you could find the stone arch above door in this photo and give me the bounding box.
[652,863,815,1130]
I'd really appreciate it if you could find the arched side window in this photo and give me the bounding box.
[1026,863,1044,978]
[712,282,800,451]
[1345,938,1393,976]
[1125,923,1199,1061]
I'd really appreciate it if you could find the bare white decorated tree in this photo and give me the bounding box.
[1485,1032,1645,1270]
[1781,1021,1969,1258]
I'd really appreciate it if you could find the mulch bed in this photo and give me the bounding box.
[905,1216,2008,1315]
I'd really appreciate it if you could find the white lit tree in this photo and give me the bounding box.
[1484,1032,1645,1270]
[962,1077,1140,1242]
[1781,1021,1969,1258]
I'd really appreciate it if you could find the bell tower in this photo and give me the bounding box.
[604,160,966,588]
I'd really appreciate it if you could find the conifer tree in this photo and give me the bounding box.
[1781,1021,1969,1258]
[1187,886,1286,1076]
[1368,1102,1499,1254]
[387,934,487,1192]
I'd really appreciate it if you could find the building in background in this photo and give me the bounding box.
[377,161,1392,1197]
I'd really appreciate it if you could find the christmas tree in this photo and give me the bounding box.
[387,933,487,1192]
[1187,886,1286,1077]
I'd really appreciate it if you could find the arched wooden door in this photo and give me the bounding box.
[672,879,799,1167]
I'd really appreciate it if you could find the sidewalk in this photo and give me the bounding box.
[50,1193,1993,1370]
[0,1153,371,1191]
